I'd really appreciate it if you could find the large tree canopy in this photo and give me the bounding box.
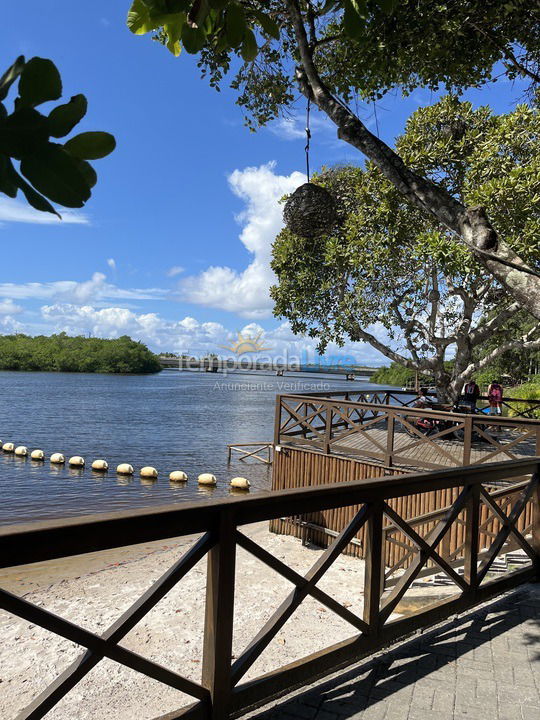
[127,0,540,318]
[271,97,540,400]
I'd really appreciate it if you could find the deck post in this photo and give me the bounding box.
[385,412,395,468]
[202,511,237,720]
[532,468,540,578]
[273,396,282,446]
[324,402,332,455]
[463,416,473,466]
[463,484,480,592]
[363,501,384,632]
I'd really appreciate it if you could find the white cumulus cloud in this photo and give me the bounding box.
[180,162,305,319]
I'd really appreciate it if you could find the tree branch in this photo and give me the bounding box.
[284,0,540,319]
[468,21,540,85]
[462,328,540,378]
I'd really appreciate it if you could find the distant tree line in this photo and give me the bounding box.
[0,333,161,374]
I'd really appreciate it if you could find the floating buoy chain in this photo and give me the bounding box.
[1,438,249,489]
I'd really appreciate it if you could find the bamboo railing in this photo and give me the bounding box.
[0,459,539,720]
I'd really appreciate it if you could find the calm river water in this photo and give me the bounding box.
[0,370,385,525]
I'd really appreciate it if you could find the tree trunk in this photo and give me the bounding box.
[285,0,540,320]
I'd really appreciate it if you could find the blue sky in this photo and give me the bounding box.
[0,2,528,364]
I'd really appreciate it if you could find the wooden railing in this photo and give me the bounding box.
[275,394,540,470]
[0,459,539,720]
[292,388,540,419]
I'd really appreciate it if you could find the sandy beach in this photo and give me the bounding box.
[0,523,369,719]
[0,521,455,720]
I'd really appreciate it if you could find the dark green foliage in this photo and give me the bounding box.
[370,363,422,387]
[127,1,540,130]
[0,333,162,374]
[0,56,115,216]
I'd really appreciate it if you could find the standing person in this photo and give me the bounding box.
[488,380,504,416]
[462,379,481,412]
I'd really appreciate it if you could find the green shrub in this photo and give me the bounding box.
[507,378,540,418]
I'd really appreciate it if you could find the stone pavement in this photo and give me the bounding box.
[248,584,540,720]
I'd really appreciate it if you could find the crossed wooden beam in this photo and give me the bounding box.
[1,474,537,720]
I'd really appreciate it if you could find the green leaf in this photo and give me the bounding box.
[18,57,62,107]
[351,0,368,17]
[20,143,90,208]
[188,0,209,27]
[48,94,88,138]
[0,156,18,198]
[181,24,206,53]
[254,11,280,40]
[0,107,49,158]
[376,0,399,14]
[241,29,258,62]
[343,0,365,37]
[13,166,61,216]
[225,3,246,47]
[164,15,185,55]
[0,56,25,102]
[72,157,97,189]
[127,0,154,34]
[64,131,116,160]
[208,0,227,9]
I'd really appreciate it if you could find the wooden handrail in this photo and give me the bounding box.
[276,394,540,470]
[1,461,539,720]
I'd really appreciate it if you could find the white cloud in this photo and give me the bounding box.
[0,272,168,304]
[0,298,22,315]
[167,265,184,277]
[34,304,386,364]
[180,162,305,319]
[106,258,116,271]
[0,198,89,226]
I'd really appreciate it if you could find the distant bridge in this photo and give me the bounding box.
[158,356,377,379]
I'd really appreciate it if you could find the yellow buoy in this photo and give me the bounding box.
[91,459,108,471]
[50,453,65,464]
[31,449,45,460]
[169,470,188,483]
[14,446,28,457]
[198,473,217,486]
[140,466,158,479]
[69,456,85,467]
[230,476,250,490]
[2,442,15,453]
[117,463,134,475]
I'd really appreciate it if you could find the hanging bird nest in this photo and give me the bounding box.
[283,182,337,238]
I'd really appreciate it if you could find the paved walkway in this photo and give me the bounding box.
[248,584,540,720]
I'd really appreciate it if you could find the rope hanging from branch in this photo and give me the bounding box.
[305,98,311,181]
[282,100,337,238]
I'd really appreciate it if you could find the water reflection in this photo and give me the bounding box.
[0,370,383,524]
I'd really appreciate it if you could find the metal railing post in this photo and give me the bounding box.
[202,511,237,720]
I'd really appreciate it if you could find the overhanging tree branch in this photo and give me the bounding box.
[284,0,540,319]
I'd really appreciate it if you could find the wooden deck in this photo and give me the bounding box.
[331,423,537,468]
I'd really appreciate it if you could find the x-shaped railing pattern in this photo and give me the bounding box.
[1,470,538,720]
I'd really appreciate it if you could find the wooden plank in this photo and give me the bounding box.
[202,512,237,720]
